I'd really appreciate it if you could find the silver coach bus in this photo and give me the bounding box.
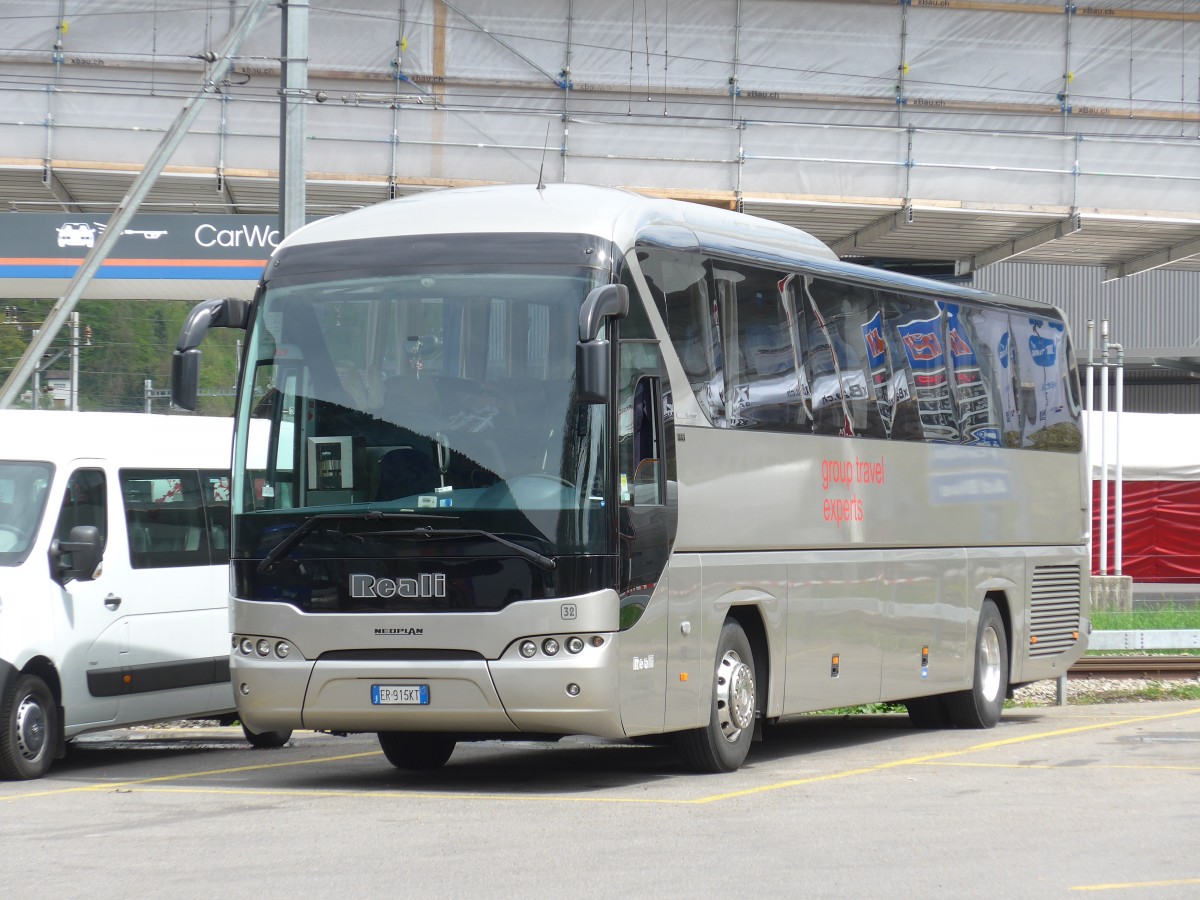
[173,184,1089,773]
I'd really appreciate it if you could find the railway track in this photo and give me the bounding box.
[1068,655,1200,680]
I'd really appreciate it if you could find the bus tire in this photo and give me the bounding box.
[945,600,1008,729]
[378,732,456,770]
[677,619,757,773]
[242,723,292,749]
[0,673,58,780]
[904,695,949,729]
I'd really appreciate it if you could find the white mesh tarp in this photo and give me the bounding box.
[1,0,1199,214]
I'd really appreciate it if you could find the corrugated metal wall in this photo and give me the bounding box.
[972,262,1200,413]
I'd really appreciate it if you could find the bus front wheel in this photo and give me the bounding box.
[378,732,456,770]
[242,723,292,749]
[945,600,1009,728]
[0,673,58,780]
[677,619,757,773]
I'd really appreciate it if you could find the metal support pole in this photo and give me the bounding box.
[69,310,79,411]
[1114,343,1124,576]
[279,0,309,238]
[1085,318,1094,569]
[0,0,271,408]
[1099,320,1109,575]
[145,378,153,414]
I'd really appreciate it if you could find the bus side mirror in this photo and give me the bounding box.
[576,340,611,405]
[172,349,202,412]
[49,525,103,587]
[575,285,628,405]
[171,297,251,410]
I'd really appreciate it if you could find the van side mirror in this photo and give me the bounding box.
[49,525,103,586]
[575,285,628,405]
[172,297,251,410]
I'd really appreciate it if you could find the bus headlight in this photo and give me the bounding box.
[565,636,584,654]
[542,638,560,656]
[256,639,271,657]
[519,640,537,658]
[275,641,291,659]
[239,637,254,655]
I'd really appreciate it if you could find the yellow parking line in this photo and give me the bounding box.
[4,705,1198,806]
[0,750,383,802]
[925,761,1200,773]
[1070,877,1200,892]
[123,786,695,805]
[694,706,1200,804]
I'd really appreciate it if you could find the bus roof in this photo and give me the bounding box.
[277,183,1059,317]
[0,411,233,468]
[279,182,839,264]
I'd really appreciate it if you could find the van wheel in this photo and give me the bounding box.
[378,732,456,770]
[677,619,757,773]
[946,600,1009,729]
[0,674,58,780]
[241,723,292,749]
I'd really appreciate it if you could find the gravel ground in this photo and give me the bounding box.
[1013,676,1200,706]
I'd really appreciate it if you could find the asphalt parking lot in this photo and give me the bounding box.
[3,700,1198,899]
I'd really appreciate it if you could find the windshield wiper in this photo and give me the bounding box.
[256,511,447,574]
[371,525,557,571]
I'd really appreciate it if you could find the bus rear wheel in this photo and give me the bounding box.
[945,600,1008,729]
[677,619,757,773]
[378,732,457,770]
[0,674,58,780]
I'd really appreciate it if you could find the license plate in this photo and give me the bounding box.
[371,684,430,705]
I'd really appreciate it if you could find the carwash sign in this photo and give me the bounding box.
[0,213,302,298]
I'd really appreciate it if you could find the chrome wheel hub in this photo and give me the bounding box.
[715,649,755,744]
[979,625,1002,703]
[15,693,48,763]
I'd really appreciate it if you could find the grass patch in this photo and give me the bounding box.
[1068,682,1200,704]
[1091,602,1200,632]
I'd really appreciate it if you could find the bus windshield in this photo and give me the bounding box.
[231,255,612,572]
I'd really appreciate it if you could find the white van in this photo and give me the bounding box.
[0,411,290,780]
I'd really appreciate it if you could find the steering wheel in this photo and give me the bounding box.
[481,473,575,508]
[0,524,27,551]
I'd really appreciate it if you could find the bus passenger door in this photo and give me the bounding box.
[616,361,672,735]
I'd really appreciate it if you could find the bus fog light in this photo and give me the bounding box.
[542,638,560,656]
[239,637,254,655]
[239,683,250,696]
[275,641,291,659]
[256,639,271,657]
[566,683,580,696]
[519,640,537,658]
[565,636,584,654]
[232,635,239,650]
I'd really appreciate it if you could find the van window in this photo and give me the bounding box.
[0,461,54,565]
[55,469,107,549]
[120,469,213,569]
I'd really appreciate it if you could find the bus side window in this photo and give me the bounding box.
[803,279,885,438]
[1009,315,1082,452]
[943,303,1003,447]
[884,294,959,444]
[55,469,107,550]
[618,361,665,506]
[637,246,725,425]
[713,260,809,432]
